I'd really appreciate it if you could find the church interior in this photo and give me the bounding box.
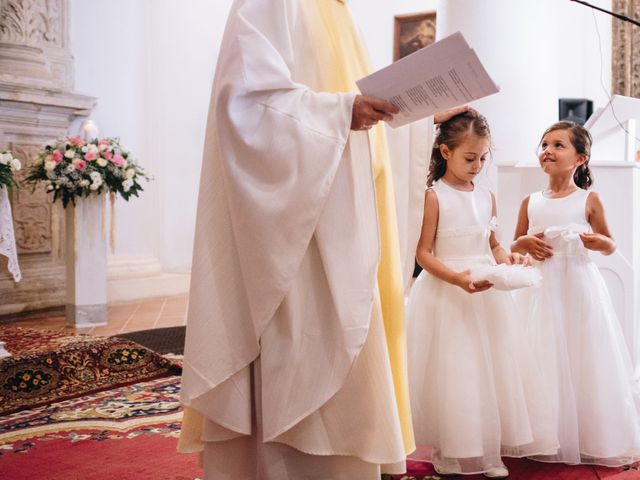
[1,0,640,478]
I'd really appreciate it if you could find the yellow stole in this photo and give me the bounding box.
[309,0,415,454]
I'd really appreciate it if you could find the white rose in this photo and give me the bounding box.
[125,168,135,179]
[89,171,102,182]
[122,179,133,192]
[64,149,75,159]
[10,158,21,171]
[79,179,90,187]
[44,160,57,171]
[0,153,11,165]
[96,157,108,167]
[90,183,101,190]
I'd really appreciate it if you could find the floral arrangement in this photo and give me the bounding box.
[0,151,22,189]
[25,136,150,207]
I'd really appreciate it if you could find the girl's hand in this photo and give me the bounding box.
[514,233,553,261]
[579,232,615,254]
[434,105,477,124]
[506,252,533,266]
[455,270,493,293]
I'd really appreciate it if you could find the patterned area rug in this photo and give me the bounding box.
[0,326,181,416]
[0,374,202,480]
[2,365,637,480]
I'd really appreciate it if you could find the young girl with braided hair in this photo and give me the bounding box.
[512,121,640,467]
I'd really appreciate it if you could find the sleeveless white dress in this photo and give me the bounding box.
[525,188,640,466]
[407,180,558,475]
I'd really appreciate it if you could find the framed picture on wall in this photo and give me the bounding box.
[393,11,436,61]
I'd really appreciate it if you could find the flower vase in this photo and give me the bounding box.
[65,194,107,327]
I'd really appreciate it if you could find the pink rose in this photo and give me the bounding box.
[69,136,84,147]
[112,154,125,167]
[73,159,87,171]
[98,139,110,152]
[84,151,97,161]
[52,150,63,164]
[103,151,113,160]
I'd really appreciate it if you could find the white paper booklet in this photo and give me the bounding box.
[356,32,500,128]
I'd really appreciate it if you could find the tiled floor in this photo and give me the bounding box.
[6,294,188,336]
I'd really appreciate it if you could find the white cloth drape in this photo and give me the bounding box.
[0,186,21,282]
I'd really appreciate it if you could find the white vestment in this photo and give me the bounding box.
[179,0,432,477]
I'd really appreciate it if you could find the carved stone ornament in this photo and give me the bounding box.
[0,0,60,46]
[0,0,72,90]
[612,0,640,96]
[11,144,54,254]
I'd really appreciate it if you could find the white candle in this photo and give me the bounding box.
[82,120,99,141]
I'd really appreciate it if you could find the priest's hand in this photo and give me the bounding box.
[434,105,477,124]
[351,95,399,131]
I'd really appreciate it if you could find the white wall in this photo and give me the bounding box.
[69,0,617,284]
[70,0,154,258]
[349,0,438,70]
[145,0,231,271]
[70,0,232,274]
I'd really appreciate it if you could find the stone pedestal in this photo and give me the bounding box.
[65,195,107,327]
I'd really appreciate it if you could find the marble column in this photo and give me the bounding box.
[0,0,96,319]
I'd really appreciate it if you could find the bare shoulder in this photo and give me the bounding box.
[425,187,439,203]
[423,187,439,216]
[586,190,605,211]
[586,190,602,203]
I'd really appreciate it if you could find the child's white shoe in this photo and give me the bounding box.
[482,466,509,478]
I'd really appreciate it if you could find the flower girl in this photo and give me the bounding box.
[407,111,557,478]
[512,121,640,466]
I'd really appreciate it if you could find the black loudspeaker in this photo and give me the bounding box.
[558,98,593,125]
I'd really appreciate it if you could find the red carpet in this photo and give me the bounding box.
[405,454,640,479]
[2,368,638,479]
[0,374,202,480]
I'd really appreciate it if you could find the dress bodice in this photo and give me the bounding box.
[432,180,495,261]
[527,188,591,256]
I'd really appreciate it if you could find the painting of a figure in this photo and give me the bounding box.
[394,11,436,61]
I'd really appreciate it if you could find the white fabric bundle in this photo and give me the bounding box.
[469,263,541,291]
[0,341,11,360]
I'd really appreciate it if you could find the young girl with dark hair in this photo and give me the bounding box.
[512,121,640,467]
[407,111,557,478]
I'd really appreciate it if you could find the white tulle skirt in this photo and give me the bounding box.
[407,258,558,475]
[520,254,640,467]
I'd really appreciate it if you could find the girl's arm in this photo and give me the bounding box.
[511,195,554,260]
[581,191,616,255]
[416,190,492,293]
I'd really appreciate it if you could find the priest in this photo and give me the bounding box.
[179,0,450,477]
